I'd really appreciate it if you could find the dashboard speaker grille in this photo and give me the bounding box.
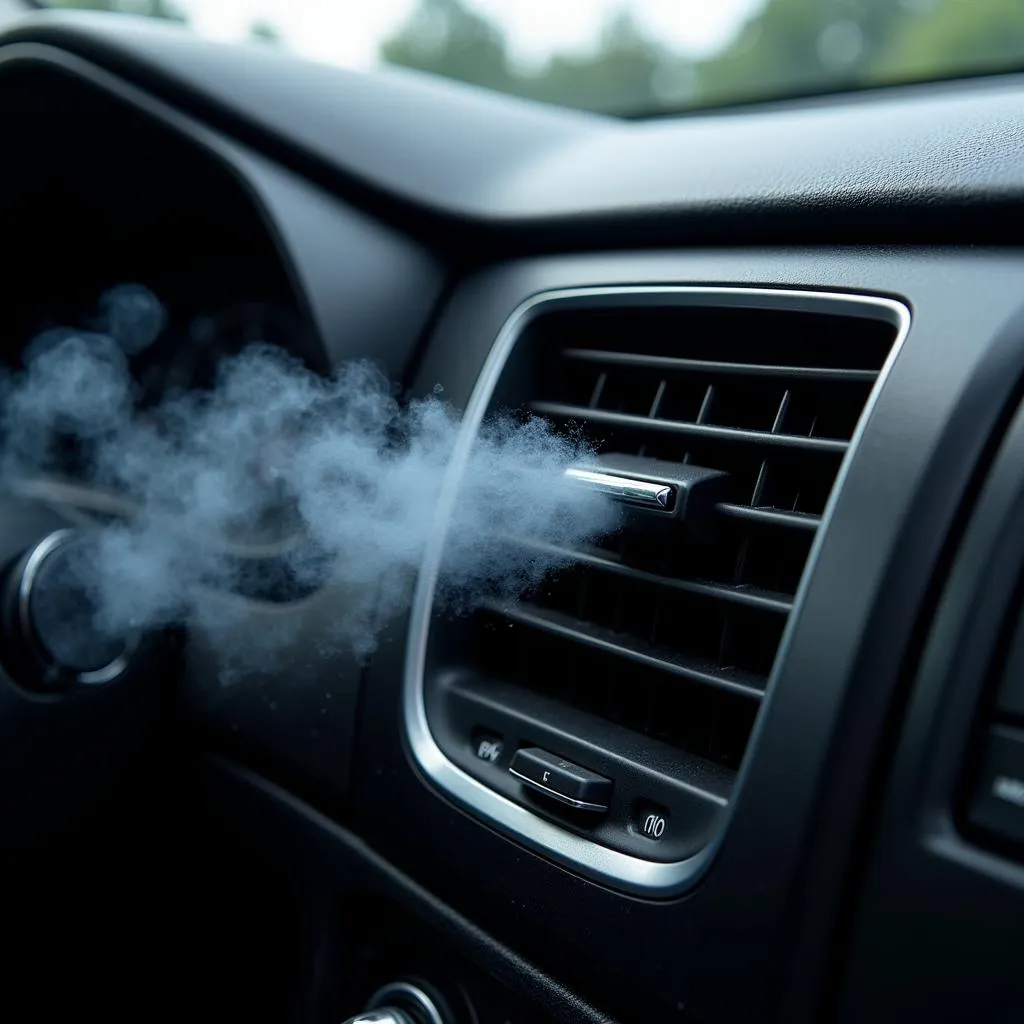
[408,287,908,894]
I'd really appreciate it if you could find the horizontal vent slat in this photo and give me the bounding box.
[562,348,880,383]
[717,503,822,532]
[481,598,766,701]
[514,537,794,615]
[531,401,850,455]
[430,297,901,786]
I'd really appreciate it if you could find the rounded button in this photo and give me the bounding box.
[634,802,670,841]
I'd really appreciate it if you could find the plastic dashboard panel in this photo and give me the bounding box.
[355,250,1024,1020]
[4,12,1024,1022]
[837,335,1024,1022]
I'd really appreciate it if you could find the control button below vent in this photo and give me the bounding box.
[634,802,670,841]
[472,731,504,764]
[968,726,1024,847]
[509,747,612,813]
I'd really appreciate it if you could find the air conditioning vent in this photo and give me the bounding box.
[406,287,909,895]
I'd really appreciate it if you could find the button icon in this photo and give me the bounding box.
[993,775,1024,807]
[642,813,666,839]
[968,727,1024,847]
[634,803,669,840]
[474,735,503,764]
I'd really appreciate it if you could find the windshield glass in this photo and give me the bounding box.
[45,0,1024,116]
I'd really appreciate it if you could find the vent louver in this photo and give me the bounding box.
[407,287,909,895]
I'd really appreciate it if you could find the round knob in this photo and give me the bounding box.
[8,529,136,691]
[341,1014,414,1024]
[340,981,449,1024]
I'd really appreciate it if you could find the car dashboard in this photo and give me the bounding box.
[2,10,1024,1024]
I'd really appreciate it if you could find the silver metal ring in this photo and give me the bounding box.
[17,529,137,686]
[367,981,446,1024]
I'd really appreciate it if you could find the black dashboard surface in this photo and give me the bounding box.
[6,10,1024,248]
[2,9,1024,1024]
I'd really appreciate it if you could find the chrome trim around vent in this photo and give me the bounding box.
[403,285,912,897]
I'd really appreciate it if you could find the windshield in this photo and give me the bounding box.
[44,0,1024,116]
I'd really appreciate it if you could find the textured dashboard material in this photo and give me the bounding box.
[3,11,1024,246]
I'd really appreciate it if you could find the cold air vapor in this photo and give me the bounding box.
[0,285,618,664]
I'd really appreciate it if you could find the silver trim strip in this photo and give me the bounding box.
[508,768,611,812]
[565,466,674,510]
[403,285,912,897]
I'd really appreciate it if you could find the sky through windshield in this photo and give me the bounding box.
[45,0,1024,115]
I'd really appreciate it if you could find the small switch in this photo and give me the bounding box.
[969,726,1024,846]
[472,732,504,765]
[997,613,1024,720]
[509,747,611,813]
[634,802,669,841]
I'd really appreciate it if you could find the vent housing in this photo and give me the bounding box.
[408,287,908,895]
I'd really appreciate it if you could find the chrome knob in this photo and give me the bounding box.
[5,529,138,692]
[341,981,449,1024]
[341,1013,414,1024]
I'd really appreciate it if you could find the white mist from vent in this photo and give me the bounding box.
[0,286,618,664]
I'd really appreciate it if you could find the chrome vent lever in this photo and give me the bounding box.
[564,466,675,511]
[565,453,731,540]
